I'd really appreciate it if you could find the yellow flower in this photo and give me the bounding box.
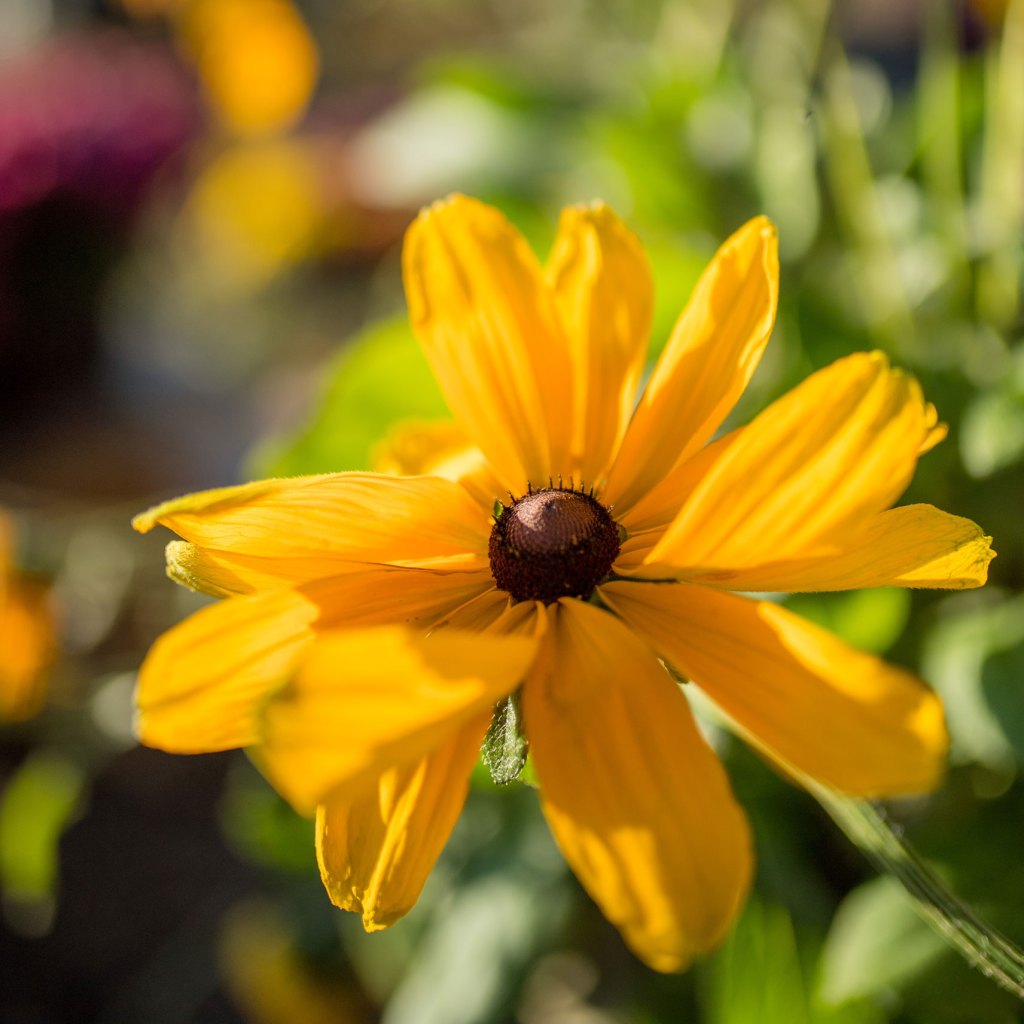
[133,196,994,972]
[0,512,54,722]
[178,0,319,137]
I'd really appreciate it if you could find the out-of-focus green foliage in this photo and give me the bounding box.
[819,876,946,1005]
[704,896,885,1024]
[251,318,446,476]
[0,752,85,934]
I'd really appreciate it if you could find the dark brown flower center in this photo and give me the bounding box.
[488,486,620,604]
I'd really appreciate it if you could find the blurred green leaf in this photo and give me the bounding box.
[704,898,812,1024]
[0,751,85,933]
[922,594,1024,769]
[785,588,911,655]
[960,347,1024,478]
[250,317,448,477]
[818,876,945,1005]
[220,758,314,873]
[382,871,567,1024]
[704,897,884,1024]
[980,642,1024,768]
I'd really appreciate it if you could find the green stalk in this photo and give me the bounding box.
[808,779,1024,1001]
[977,0,1024,329]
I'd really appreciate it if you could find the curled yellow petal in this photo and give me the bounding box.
[676,505,995,593]
[133,473,489,585]
[259,626,537,813]
[316,714,486,931]
[136,566,492,753]
[523,600,752,972]
[136,586,317,754]
[164,539,487,598]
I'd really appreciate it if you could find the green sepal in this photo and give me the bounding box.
[616,523,629,544]
[482,690,528,786]
[492,499,505,521]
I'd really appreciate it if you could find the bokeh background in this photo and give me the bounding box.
[1,0,1023,1021]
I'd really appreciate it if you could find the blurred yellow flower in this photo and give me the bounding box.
[133,196,993,972]
[0,513,54,722]
[179,0,318,136]
[181,139,323,289]
[219,901,370,1024]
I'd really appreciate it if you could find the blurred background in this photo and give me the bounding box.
[1,0,1023,1021]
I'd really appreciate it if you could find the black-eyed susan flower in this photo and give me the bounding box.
[133,196,994,972]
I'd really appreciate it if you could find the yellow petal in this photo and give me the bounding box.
[133,473,488,574]
[523,600,752,972]
[259,626,537,813]
[432,586,509,631]
[371,418,502,511]
[136,587,317,754]
[316,714,486,931]
[603,217,778,514]
[136,566,492,753]
[311,567,494,632]
[675,505,995,593]
[616,428,745,542]
[433,586,546,636]
[601,582,948,796]
[402,195,573,490]
[546,203,653,484]
[165,539,487,597]
[646,352,939,574]
[919,399,948,455]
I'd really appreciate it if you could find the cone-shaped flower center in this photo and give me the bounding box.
[488,486,621,604]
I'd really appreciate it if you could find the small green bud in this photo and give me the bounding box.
[482,690,528,785]
[617,523,628,544]
[492,499,505,521]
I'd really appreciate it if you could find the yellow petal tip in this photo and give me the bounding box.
[131,508,158,534]
[748,213,778,239]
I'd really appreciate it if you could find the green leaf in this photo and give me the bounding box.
[922,593,1024,769]
[0,752,85,935]
[818,876,946,1005]
[703,898,813,1024]
[961,387,1024,479]
[248,316,448,477]
[220,758,314,872]
[785,588,910,655]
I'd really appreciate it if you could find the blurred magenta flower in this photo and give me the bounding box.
[0,32,198,215]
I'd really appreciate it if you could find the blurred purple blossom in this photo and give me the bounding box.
[0,31,199,215]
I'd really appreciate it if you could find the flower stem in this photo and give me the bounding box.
[808,780,1024,1001]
